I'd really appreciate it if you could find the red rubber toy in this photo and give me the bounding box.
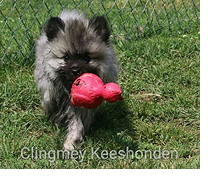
[70,73,123,109]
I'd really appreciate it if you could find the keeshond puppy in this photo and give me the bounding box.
[34,10,118,150]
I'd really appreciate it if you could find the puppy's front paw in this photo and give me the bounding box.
[63,140,75,151]
[63,134,83,151]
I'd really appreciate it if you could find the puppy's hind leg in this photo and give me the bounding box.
[63,115,84,151]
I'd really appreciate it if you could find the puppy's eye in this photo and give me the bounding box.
[84,56,91,63]
[63,55,70,61]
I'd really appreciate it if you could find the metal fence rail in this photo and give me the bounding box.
[0,0,200,63]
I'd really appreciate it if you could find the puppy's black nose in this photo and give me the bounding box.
[70,67,80,76]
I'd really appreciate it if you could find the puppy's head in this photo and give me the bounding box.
[44,13,111,89]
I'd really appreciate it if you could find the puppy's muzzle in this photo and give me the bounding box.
[70,67,81,77]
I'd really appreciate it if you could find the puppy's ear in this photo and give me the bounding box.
[89,16,110,42]
[45,17,65,41]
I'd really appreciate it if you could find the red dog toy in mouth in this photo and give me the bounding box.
[70,73,123,109]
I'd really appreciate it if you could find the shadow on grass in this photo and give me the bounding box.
[88,100,139,151]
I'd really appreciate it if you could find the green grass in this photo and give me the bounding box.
[0,33,200,168]
[0,0,200,169]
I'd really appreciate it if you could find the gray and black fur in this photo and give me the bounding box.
[34,11,118,150]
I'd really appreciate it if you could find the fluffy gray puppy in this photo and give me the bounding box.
[34,11,118,150]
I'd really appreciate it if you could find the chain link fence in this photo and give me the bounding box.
[0,0,200,63]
